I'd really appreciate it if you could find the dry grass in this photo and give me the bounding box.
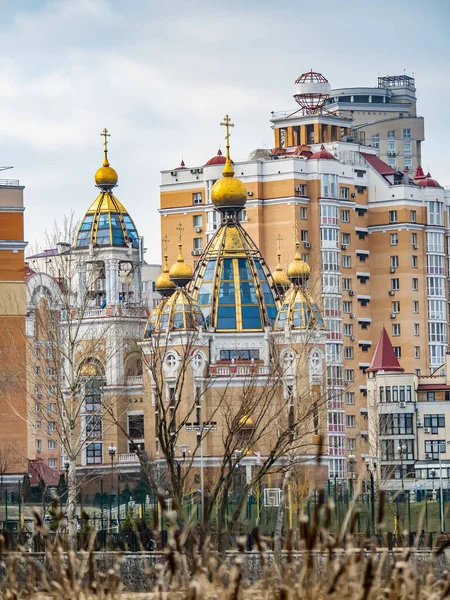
[1,502,450,599]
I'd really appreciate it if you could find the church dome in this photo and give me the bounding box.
[272,238,290,295]
[74,130,138,249]
[205,149,231,166]
[274,287,324,331]
[143,288,205,338]
[309,145,336,160]
[287,246,310,284]
[191,219,279,332]
[169,230,193,287]
[155,254,176,297]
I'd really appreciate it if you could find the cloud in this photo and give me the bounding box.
[0,0,448,260]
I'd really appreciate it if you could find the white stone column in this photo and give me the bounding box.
[105,262,112,305]
[132,264,142,305]
[77,264,86,308]
[110,260,119,305]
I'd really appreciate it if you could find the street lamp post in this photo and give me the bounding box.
[108,445,116,531]
[365,457,378,536]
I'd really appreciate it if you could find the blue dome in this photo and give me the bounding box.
[191,220,280,332]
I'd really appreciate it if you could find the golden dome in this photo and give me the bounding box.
[211,161,247,211]
[272,258,290,292]
[211,115,247,212]
[155,256,176,297]
[95,165,118,189]
[143,288,205,338]
[169,223,193,287]
[239,415,255,428]
[287,246,310,284]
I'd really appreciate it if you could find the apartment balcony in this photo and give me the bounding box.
[329,447,346,456]
[118,453,140,464]
[127,375,143,386]
[328,424,345,433]
[210,364,271,377]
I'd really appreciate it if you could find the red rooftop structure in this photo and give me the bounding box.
[366,327,404,373]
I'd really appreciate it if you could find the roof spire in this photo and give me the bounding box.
[287,220,310,285]
[169,221,193,287]
[155,234,176,297]
[101,127,111,167]
[272,233,290,293]
[220,114,235,178]
[366,327,404,372]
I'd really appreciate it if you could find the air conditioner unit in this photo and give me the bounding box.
[304,242,311,248]
[350,335,356,342]
[388,290,395,296]
[351,192,356,198]
[194,226,202,233]
[38,393,43,399]
[348,290,355,296]
[424,427,431,434]
[191,249,203,256]
[399,402,406,408]
[390,267,396,273]
[295,187,302,192]
[425,453,432,459]
[413,244,419,250]
[37,448,42,454]
[350,313,355,319]
[341,244,348,250]
[417,422,423,428]
[390,313,397,319]
[247,191,253,196]
[170,171,178,177]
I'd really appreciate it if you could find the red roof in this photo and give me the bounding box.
[417,177,441,188]
[417,384,450,391]
[174,159,187,171]
[28,460,60,487]
[360,152,396,176]
[25,265,36,282]
[366,327,404,372]
[205,149,232,166]
[310,144,335,160]
[414,165,426,179]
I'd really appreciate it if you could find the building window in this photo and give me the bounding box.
[301,230,308,242]
[412,255,417,268]
[341,209,350,222]
[348,438,356,451]
[403,128,411,138]
[413,323,419,336]
[128,414,144,439]
[300,206,307,220]
[343,301,352,313]
[193,237,203,251]
[425,439,445,459]
[345,369,354,383]
[390,233,398,246]
[403,141,412,155]
[345,392,355,405]
[342,278,352,291]
[387,130,395,139]
[393,346,401,358]
[404,157,412,168]
[372,135,379,149]
[342,232,351,246]
[412,278,418,291]
[48,459,57,468]
[391,278,399,291]
[392,301,400,313]
[389,210,397,223]
[340,188,349,200]
[344,346,353,359]
[193,215,203,228]
[393,323,401,336]
[36,439,41,451]
[427,392,435,402]
[346,415,355,428]
[410,210,416,223]
[48,439,56,450]
[411,232,418,246]
[323,174,338,198]
[193,192,203,205]
[86,442,102,464]
[390,255,399,268]
[344,324,353,336]
[413,301,419,313]
[86,417,102,440]
[342,255,351,268]
[388,156,396,167]
[35,421,41,430]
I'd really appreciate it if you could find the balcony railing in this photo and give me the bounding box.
[210,364,271,377]
[0,179,20,187]
[118,453,139,464]
[127,375,143,386]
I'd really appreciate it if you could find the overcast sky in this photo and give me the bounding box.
[3,0,450,263]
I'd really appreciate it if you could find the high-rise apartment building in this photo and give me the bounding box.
[159,71,448,476]
[0,175,29,478]
[326,74,424,172]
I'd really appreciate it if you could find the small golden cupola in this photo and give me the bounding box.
[272,233,290,296]
[210,115,247,213]
[169,222,193,287]
[155,235,176,297]
[95,127,119,189]
[287,223,310,286]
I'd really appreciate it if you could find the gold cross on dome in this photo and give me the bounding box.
[162,234,169,257]
[176,222,184,245]
[293,220,299,245]
[276,233,283,255]
[220,114,234,159]
[101,128,110,154]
